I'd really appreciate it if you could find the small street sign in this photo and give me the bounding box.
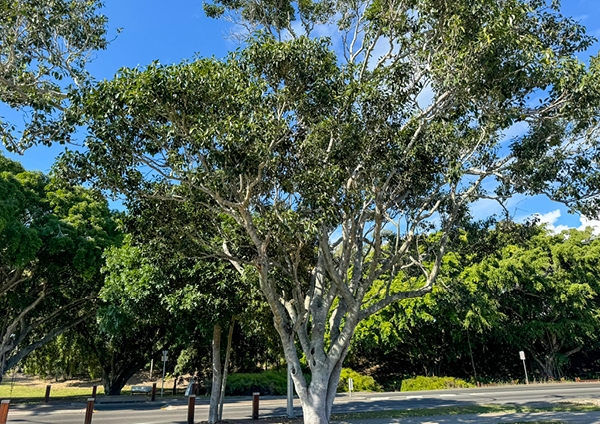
[519,351,529,384]
[161,350,169,396]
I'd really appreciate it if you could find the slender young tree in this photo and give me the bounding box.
[54,1,600,422]
[121,190,258,422]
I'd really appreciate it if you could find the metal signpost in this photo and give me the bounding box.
[519,351,529,385]
[348,378,354,397]
[161,350,168,396]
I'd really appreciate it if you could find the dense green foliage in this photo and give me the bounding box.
[0,0,110,152]
[22,332,102,381]
[348,222,600,387]
[3,1,600,422]
[0,154,121,383]
[225,370,294,396]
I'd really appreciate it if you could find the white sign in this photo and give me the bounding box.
[519,351,525,360]
[348,378,354,392]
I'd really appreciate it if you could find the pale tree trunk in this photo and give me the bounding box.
[208,324,222,424]
[231,185,453,423]
[273,294,356,424]
[217,317,235,422]
[286,343,349,424]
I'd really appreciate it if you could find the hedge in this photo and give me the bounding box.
[337,368,383,392]
[223,368,382,395]
[400,376,474,391]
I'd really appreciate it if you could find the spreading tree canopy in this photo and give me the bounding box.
[467,226,600,380]
[44,1,600,422]
[0,154,121,382]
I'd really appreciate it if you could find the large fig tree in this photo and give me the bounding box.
[0,154,121,383]
[55,1,600,422]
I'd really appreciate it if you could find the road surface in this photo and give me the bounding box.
[5,382,600,423]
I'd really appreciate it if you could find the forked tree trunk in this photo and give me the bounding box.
[277,314,353,424]
[208,324,222,424]
[208,320,236,423]
[292,351,347,424]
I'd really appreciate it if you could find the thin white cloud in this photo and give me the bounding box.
[578,215,600,235]
[530,209,600,235]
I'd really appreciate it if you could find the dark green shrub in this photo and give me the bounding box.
[225,371,311,396]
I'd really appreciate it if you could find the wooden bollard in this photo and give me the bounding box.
[151,383,157,401]
[45,385,52,403]
[252,392,260,420]
[92,385,97,399]
[0,400,10,424]
[84,398,95,424]
[187,395,196,424]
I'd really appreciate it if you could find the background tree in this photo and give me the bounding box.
[0,154,121,383]
[54,1,600,422]
[468,227,600,380]
[121,189,266,422]
[0,0,110,152]
[79,238,180,395]
[349,221,600,384]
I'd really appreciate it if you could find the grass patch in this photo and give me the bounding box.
[0,382,103,399]
[0,382,196,403]
[331,402,600,421]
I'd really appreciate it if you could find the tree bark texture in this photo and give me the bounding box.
[208,324,222,424]
[218,318,235,422]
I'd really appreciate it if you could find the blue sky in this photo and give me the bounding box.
[2,0,600,232]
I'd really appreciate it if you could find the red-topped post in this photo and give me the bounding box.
[0,400,10,424]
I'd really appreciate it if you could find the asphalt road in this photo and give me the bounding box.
[5,382,600,423]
